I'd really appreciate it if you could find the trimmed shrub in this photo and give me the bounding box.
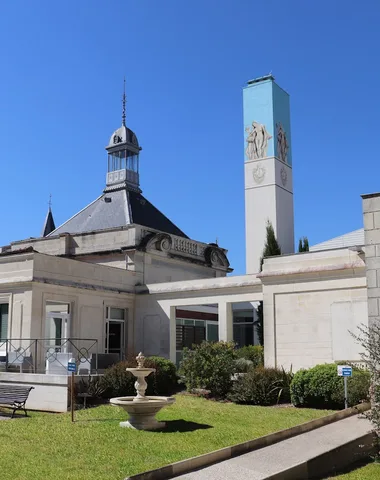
[234,357,254,373]
[145,356,178,395]
[228,367,292,405]
[290,363,370,409]
[236,345,264,369]
[179,341,237,399]
[101,356,178,398]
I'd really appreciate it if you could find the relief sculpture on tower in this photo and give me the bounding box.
[276,122,289,164]
[245,121,272,160]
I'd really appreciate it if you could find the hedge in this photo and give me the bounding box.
[290,363,370,409]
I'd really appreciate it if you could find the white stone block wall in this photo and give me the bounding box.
[362,193,380,328]
[0,373,68,412]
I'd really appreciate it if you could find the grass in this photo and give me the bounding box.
[0,395,334,480]
[325,462,380,479]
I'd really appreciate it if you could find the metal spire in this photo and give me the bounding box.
[48,194,52,211]
[122,77,126,126]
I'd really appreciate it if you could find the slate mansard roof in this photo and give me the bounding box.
[49,188,188,238]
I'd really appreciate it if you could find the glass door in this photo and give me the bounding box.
[105,307,126,360]
[105,321,124,360]
[46,313,70,352]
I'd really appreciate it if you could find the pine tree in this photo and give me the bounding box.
[255,221,281,346]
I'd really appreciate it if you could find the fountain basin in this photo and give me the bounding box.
[110,396,175,430]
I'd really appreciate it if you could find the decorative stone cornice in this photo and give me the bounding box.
[139,232,231,272]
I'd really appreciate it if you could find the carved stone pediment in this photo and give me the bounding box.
[138,232,231,273]
[144,233,172,252]
[204,245,230,269]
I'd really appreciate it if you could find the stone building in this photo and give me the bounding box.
[0,76,373,412]
[0,89,231,381]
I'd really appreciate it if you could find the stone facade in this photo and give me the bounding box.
[362,193,380,328]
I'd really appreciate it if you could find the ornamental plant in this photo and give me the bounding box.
[179,341,237,399]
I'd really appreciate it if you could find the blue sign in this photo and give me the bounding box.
[67,362,76,373]
[337,365,352,377]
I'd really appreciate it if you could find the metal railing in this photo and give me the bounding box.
[0,338,99,374]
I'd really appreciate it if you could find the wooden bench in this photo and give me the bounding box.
[0,385,34,418]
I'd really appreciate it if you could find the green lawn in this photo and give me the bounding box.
[325,463,380,479]
[0,395,334,480]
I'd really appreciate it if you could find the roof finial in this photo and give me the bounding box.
[48,194,52,211]
[122,77,126,127]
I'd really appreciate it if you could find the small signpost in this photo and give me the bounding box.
[337,365,353,409]
[68,359,77,422]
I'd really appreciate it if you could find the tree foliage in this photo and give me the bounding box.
[260,221,282,269]
[179,341,237,398]
[298,237,309,252]
[255,221,281,346]
[352,323,380,454]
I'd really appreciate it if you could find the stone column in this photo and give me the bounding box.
[218,301,233,342]
[362,193,380,327]
[167,305,177,364]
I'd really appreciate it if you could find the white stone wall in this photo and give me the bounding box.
[143,254,219,284]
[0,373,68,412]
[362,193,380,328]
[262,248,367,371]
[32,253,137,292]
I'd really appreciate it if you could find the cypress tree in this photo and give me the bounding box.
[256,221,281,346]
[298,236,310,252]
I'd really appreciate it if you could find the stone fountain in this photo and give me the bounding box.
[110,352,175,430]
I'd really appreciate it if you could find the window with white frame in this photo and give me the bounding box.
[105,307,126,359]
[0,304,9,341]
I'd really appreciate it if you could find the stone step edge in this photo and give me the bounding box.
[124,402,370,480]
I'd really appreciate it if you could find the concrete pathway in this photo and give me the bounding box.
[174,415,373,480]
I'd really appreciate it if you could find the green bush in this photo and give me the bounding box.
[101,356,178,398]
[145,356,178,395]
[179,341,237,399]
[228,367,292,405]
[290,363,370,409]
[234,357,254,373]
[236,345,264,369]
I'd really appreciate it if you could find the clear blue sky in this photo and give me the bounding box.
[1,1,379,275]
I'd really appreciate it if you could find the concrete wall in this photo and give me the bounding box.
[0,372,68,412]
[0,253,33,285]
[262,248,367,371]
[32,253,136,292]
[362,193,380,328]
[143,254,220,284]
[30,281,134,361]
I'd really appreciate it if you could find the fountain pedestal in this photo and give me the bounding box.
[110,352,175,430]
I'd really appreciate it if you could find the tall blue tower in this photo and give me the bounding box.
[243,75,294,273]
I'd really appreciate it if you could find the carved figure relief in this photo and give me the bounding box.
[276,123,289,164]
[280,166,287,186]
[245,121,272,160]
[252,163,266,184]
